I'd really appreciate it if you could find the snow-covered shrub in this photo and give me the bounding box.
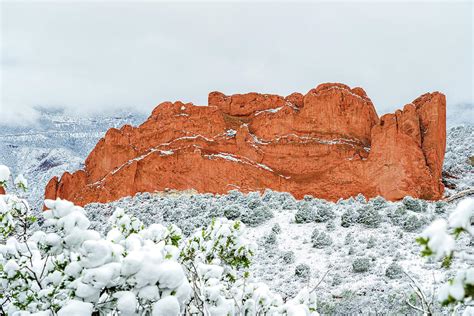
[325,220,336,231]
[295,201,335,224]
[341,208,358,228]
[313,204,336,223]
[0,167,34,240]
[369,196,387,211]
[295,263,311,280]
[385,261,403,279]
[403,196,428,213]
[435,201,448,214]
[387,205,407,226]
[1,197,191,315]
[271,223,281,234]
[240,205,273,227]
[263,231,278,246]
[355,194,367,204]
[223,204,242,220]
[356,206,381,228]
[281,194,298,210]
[281,250,295,264]
[311,229,332,249]
[401,214,425,232]
[295,204,317,223]
[416,198,474,307]
[352,257,371,273]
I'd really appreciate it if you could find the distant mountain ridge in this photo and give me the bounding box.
[0,107,146,209]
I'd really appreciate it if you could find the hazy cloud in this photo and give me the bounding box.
[1,1,472,125]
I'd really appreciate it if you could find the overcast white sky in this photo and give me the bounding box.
[1,1,473,125]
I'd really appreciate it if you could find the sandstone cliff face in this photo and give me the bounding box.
[45,83,446,206]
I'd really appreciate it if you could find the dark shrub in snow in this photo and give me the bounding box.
[435,201,448,214]
[295,203,316,223]
[356,206,381,228]
[247,195,264,210]
[281,251,295,264]
[344,232,355,245]
[352,257,371,273]
[355,194,367,204]
[388,205,407,226]
[402,214,424,232]
[272,223,281,234]
[311,229,332,248]
[369,196,388,211]
[313,204,336,223]
[341,209,359,228]
[263,232,278,245]
[402,196,428,213]
[385,261,403,279]
[326,220,336,231]
[223,204,241,220]
[295,263,311,280]
[240,205,273,227]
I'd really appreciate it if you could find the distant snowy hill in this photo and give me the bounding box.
[0,107,146,209]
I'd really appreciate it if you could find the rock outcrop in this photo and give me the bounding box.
[45,83,446,206]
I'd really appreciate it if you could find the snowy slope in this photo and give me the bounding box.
[80,190,471,314]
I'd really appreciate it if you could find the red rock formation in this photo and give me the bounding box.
[45,83,446,206]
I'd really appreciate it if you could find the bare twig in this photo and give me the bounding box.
[403,270,433,315]
[310,269,331,294]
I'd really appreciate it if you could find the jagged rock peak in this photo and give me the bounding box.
[45,83,446,206]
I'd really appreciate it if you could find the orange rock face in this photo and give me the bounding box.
[45,83,446,206]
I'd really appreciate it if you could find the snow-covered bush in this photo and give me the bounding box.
[401,214,425,232]
[416,198,474,307]
[369,196,387,211]
[325,220,336,231]
[295,204,317,223]
[385,261,403,279]
[223,204,242,220]
[271,223,281,234]
[240,205,273,227]
[281,250,295,264]
[311,229,332,248]
[352,257,371,273]
[341,208,358,228]
[295,201,335,224]
[403,196,428,213]
[295,264,311,280]
[356,206,381,228]
[262,231,278,246]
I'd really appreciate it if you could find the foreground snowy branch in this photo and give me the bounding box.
[417,198,474,308]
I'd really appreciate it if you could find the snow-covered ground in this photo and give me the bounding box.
[81,191,471,314]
